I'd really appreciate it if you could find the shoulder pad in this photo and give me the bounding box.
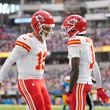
[15,34,32,52]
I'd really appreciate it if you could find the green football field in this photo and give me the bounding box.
[0,105,110,110]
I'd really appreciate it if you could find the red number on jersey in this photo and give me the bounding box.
[36,51,47,70]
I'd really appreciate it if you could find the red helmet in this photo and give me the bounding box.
[31,10,55,36]
[61,15,87,38]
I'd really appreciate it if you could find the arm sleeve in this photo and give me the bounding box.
[68,45,80,66]
[92,61,102,88]
[68,45,80,59]
[0,45,28,82]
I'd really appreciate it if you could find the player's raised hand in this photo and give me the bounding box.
[97,88,109,103]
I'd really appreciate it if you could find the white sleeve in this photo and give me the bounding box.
[92,61,102,88]
[0,45,28,82]
[68,45,80,59]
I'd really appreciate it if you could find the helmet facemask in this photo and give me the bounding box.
[39,24,54,40]
[61,25,79,39]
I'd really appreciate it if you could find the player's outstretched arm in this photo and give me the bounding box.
[0,46,28,82]
[92,61,109,103]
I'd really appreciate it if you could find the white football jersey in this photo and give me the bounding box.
[67,35,95,84]
[16,33,47,79]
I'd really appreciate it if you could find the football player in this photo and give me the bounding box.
[61,15,109,110]
[0,10,55,110]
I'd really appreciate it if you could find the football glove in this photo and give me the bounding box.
[97,88,109,103]
[66,93,73,105]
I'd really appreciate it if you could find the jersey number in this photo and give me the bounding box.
[36,51,47,70]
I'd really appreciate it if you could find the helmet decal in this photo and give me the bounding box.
[35,15,45,22]
[67,18,78,27]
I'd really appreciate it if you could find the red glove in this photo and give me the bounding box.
[66,93,73,105]
[97,88,109,103]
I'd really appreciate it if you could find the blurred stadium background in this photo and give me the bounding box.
[0,0,110,110]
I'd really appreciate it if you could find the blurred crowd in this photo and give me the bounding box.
[88,27,110,47]
[0,25,19,52]
[101,66,110,89]
[0,25,110,52]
